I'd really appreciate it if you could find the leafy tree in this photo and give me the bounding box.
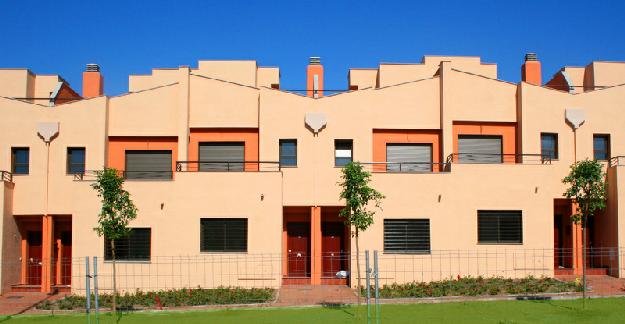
[562,159,607,301]
[339,162,384,300]
[92,168,138,313]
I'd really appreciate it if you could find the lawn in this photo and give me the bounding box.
[2,297,624,323]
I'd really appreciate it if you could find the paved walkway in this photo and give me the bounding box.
[556,275,625,296]
[0,292,67,316]
[275,285,359,306]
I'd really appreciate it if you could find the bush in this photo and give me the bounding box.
[363,276,578,299]
[37,287,275,310]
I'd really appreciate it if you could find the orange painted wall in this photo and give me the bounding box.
[107,136,178,173]
[452,122,517,163]
[188,128,259,171]
[306,65,324,98]
[372,129,441,171]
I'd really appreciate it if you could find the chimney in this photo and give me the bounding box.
[82,63,104,98]
[521,53,541,86]
[306,57,323,98]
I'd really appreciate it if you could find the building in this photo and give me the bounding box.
[1,54,625,294]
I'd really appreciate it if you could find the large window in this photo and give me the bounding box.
[457,135,503,163]
[477,210,522,244]
[593,134,610,161]
[386,144,432,172]
[11,147,29,175]
[540,133,558,160]
[67,147,86,174]
[335,139,353,166]
[200,218,248,252]
[199,142,245,171]
[279,139,297,167]
[125,150,172,180]
[105,228,151,261]
[383,219,431,253]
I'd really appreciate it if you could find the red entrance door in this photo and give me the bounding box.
[287,222,310,277]
[60,231,72,285]
[27,231,42,285]
[322,222,346,278]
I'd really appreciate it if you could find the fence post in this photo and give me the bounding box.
[365,250,371,324]
[85,256,91,313]
[374,250,380,324]
[93,256,99,312]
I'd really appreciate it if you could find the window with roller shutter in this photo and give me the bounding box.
[457,135,503,163]
[200,218,248,252]
[383,219,431,253]
[125,150,172,180]
[386,143,432,172]
[477,210,522,244]
[199,142,245,171]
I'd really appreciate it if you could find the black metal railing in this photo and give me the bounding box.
[73,170,173,181]
[358,161,451,173]
[176,161,281,172]
[451,153,551,165]
[609,156,625,167]
[1,170,13,182]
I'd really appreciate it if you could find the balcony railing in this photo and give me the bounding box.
[176,161,281,172]
[358,162,451,173]
[73,170,173,181]
[609,156,625,167]
[450,153,551,165]
[1,170,12,183]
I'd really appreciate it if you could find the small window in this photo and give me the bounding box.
[335,139,353,166]
[11,147,29,175]
[540,133,558,160]
[67,147,86,174]
[383,219,431,253]
[125,150,172,180]
[593,134,610,161]
[478,210,522,244]
[104,228,151,261]
[279,139,297,167]
[200,218,248,252]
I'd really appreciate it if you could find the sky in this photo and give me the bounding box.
[1,0,624,96]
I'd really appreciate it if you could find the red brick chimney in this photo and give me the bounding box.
[306,57,323,98]
[82,64,104,98]
[521,53,541,86]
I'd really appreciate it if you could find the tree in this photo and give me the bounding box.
[562,159,606,301]
[338,162,384,300]
[91,168,138,313]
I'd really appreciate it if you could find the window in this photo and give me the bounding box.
[125,150,172,180]
[593,134,610,161]
[200,218,247,252]
[540,133,558,160]
[386,144,432,172]
[104,228,151,261]
[457,135,503,163]
[199,142,245,171]
[11,147,29,175]
[67,147,86,174]
[279,139,297,167]
[478,210,522,244]
[383,219,430,253]
[335,139,353,166]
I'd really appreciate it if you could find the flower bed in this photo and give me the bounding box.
[38,287,275,310]
[363,276,581,298]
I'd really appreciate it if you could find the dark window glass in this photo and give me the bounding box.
[383,219,431,253]
[11,148,29,175]
[540,133,558,160]
[335,140,353,166]
[478,211,522,244]
[67,147,86,174]
[105,228,151,261]
[125,150,172,180]
[279,139,297,167]
[200,218,248,252]
[593,134,610,161]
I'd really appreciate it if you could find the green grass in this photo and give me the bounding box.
[2,297,625,323]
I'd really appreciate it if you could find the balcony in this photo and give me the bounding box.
[609,156,625,167]
[359,161,451,173]
[451,153,551,165]
[1,171,12,183]
[176,161,281,172]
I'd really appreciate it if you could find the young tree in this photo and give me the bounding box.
[339,162,384,300]
[91,168,138,313]
[562,159,607,301]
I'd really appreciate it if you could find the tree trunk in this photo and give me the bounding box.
[355,228,361,305]
[582,212,587,305]
[111,239,117,313]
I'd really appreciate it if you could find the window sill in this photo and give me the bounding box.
[103,260,151,264]
[477,242,523,245]
[200,251,248,254]
[279,166,297,169]
[382,251,431,255]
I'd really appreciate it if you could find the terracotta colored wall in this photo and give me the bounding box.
[107,137,178,173]
[188,128,259,171]
[452,122,517,162]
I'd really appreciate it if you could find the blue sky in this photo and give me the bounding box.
[1,0,624,96]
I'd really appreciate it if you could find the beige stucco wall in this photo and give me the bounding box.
[0,181,19,293]
[257,67,280,88]
[590,62,625,89]
[196,61,257,87]
[348,69,378,89]
[0,69,31,99]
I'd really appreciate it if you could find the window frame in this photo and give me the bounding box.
[11,147,30,175]
[477,210,523,244]
[279,139,298,167]
[104,228,151,262]
[540,133,558,160]
[200,218,248,253]
[593,134,611,161]
[334,139,353,167]
[66,147,86,175]
[383,219,431,254]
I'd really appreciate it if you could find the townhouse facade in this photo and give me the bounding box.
[1,54,625,294]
